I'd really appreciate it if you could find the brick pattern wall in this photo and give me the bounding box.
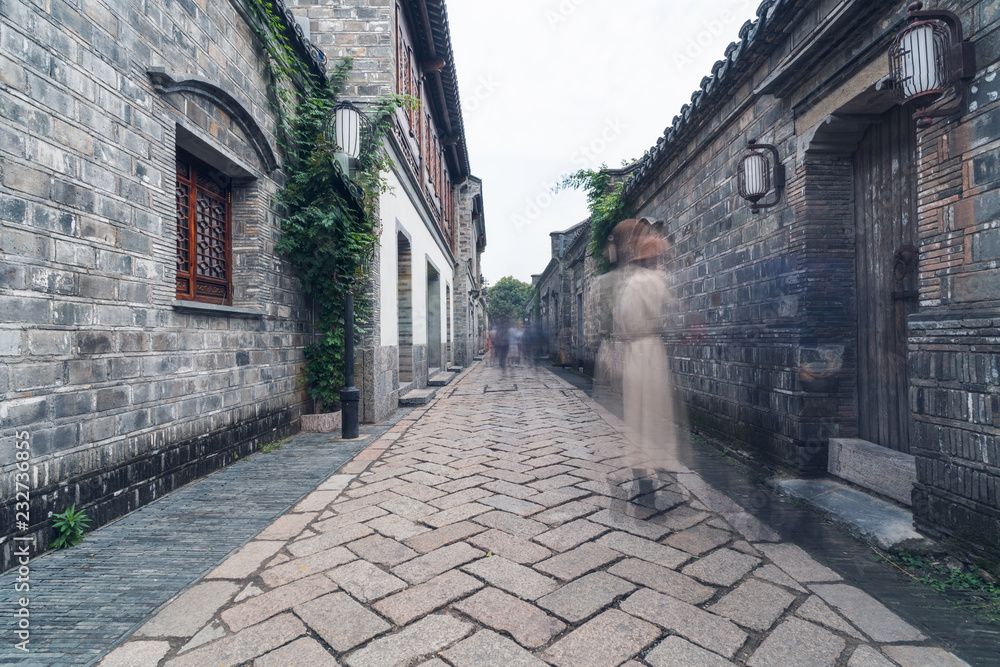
[452,178,482,368]
[287,0,394,101]
[628,80,815,468]
[907,0,1000,555]
[611,0,999,556]
[0,0,310,571]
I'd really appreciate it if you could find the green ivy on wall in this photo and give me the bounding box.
[244,0,415,411]
[561,166,631,273]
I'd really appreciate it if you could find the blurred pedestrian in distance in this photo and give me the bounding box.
[494,325,510,370]
[483,329,495,366]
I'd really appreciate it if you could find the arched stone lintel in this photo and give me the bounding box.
[147,67,279,174]
[797,113,883,163]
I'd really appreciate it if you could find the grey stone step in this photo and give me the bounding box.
[427,372,455,387]
[828,438,916,506]
[775,478,929,551]
[447,365,463,373]
[399,388,437,405]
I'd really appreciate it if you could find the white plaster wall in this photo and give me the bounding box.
[378,169,453,358]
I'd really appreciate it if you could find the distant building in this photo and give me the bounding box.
[290,0,484,415]
[532,221,590,368]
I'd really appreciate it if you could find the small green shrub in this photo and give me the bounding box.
[260,440,288,454]
[50,504,90,549]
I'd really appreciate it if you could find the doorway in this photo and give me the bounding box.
[397,233,413,383]
[852,105,918,453]
[427,263,442,372]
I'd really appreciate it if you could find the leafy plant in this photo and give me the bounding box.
[50,504,90,549]
[561,165,632,273]
[260,439,289,454]
[888,551,1000,621]
[244,0,417,410]
[486,276,534,328]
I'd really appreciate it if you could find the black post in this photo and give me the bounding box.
[340,289,360,439]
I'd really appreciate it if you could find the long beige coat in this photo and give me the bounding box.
[616,265,679,471]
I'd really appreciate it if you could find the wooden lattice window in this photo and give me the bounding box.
[175,151,231,304]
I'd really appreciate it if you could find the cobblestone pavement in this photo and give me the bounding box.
[0,413,407,666]
[96,363,969,667]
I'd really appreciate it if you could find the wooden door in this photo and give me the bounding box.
[853,105,918,453]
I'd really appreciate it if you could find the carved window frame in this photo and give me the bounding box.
[175,149,233,305]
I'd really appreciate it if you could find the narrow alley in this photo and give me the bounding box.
[73,363,973,667]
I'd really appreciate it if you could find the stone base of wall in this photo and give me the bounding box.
[301,411,342,432]
[910,308,1000,565]
[913,486,1000,563]
[412,345,428,389]
[0,406,299,573]
[358,345,400,424]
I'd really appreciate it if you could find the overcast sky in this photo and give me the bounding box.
[446,0,763,285]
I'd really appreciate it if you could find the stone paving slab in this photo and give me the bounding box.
[747,617,846,667]
[535,571,636,623]
[294,591,390,652]
[608,557,716,604]
[442,629,548,667]
[541,609,659,667]
[708,578,796,631]
[597,530,690,569]
[325,559,408,602]
[254,637,341,667]
[467,527,553,563]
[372,569,483,625]
[645,635,736,667]
[682,547,761,587]
[344,614,472,667]
[164,613,306,667]
[621,588,748,658]
[75,365,969,667]
[220,574,336,632]
[463,554,560,600]
[453,587,566,648]
[811,583,926,642]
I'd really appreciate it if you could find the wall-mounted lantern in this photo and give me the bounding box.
[737,140,785,214]
[887,1,976,128]
[333,101,365,160]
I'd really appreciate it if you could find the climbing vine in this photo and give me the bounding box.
[245,0,416,410]
[561,165,631,273]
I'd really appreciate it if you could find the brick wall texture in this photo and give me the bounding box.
[0,0,317,572]
[587,0,999,557]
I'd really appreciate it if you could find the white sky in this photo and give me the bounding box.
[446,0,763,285]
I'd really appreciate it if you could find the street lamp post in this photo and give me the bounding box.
[332,100,373,440]
[340,287,360,439]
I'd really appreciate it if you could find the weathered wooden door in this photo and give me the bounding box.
[853,105,918,453]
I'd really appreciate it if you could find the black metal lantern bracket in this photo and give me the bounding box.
[740,141,785,214]
[888,1,976,127]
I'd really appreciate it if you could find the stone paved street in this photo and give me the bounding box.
[0,414,407,666]
[63,365,975,664]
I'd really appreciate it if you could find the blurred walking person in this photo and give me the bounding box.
[608,218,684,482]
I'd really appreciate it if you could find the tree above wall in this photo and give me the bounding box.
[487,276,534,327]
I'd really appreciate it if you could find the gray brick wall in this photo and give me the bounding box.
[452,177,483,368]
[0,0,313,571]
[614,0,1000,557]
